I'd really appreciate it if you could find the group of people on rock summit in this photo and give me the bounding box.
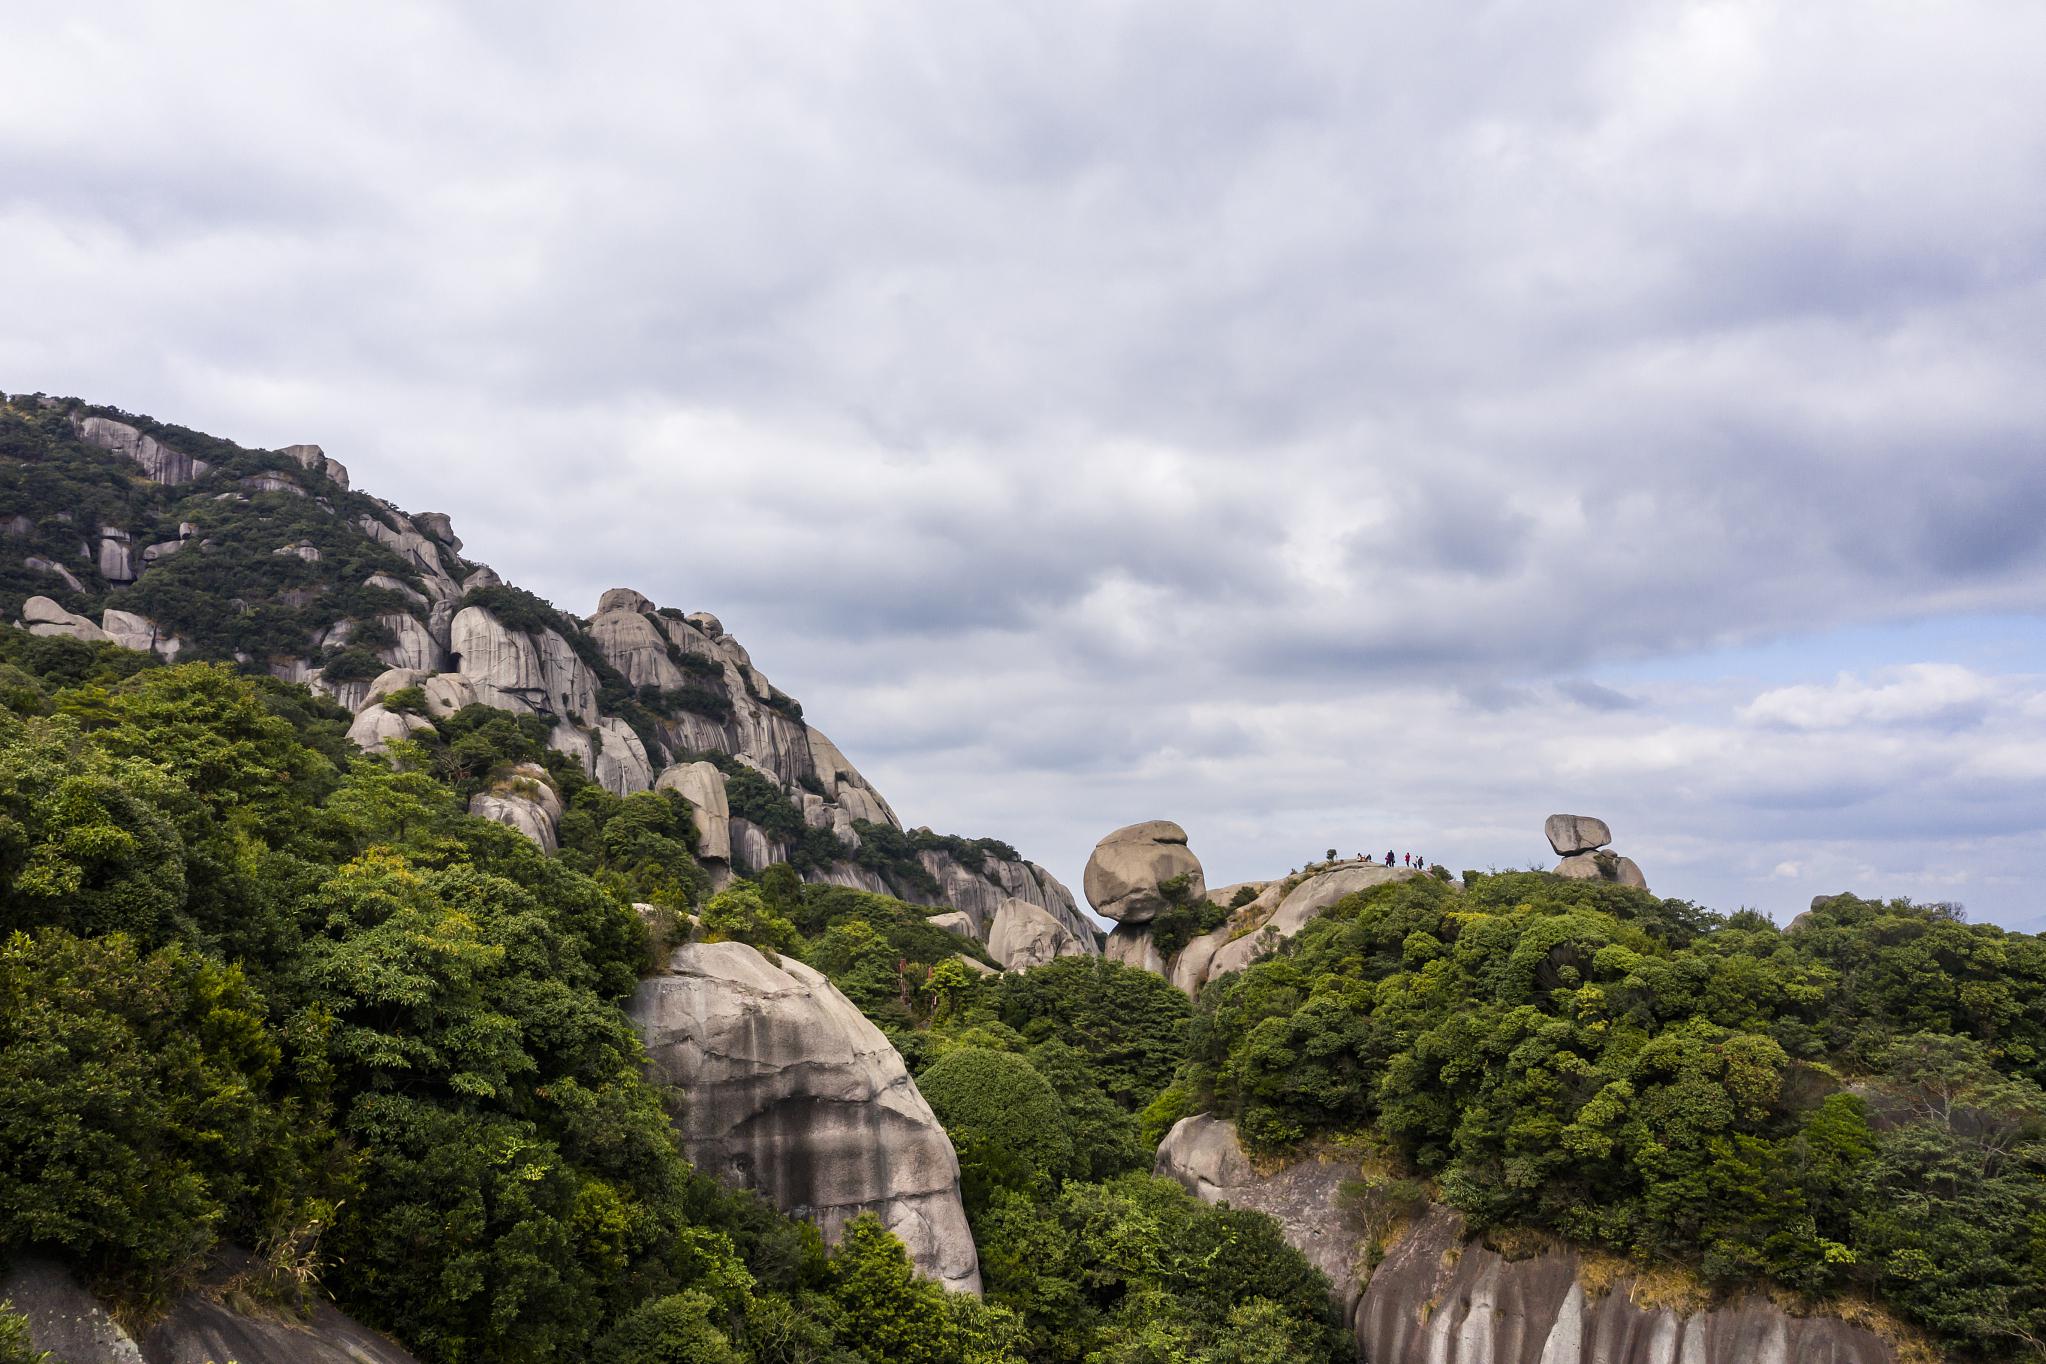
[1301,850,1429,872]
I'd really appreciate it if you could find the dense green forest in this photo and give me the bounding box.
[0,631,1339,1364]
[1166,872,2046,1359]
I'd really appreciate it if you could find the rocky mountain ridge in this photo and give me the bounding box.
[0,392,1094,958]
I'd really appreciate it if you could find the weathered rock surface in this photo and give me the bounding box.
[282,443,352,491]
[1104,923,1167,976]
[22,595,111,643]
[656,761,730,861]
[24,555,85,592]
[593,715,655,795]
[0,1254,419,1364]
[928,910,976,938]
[101,608,182,660]
[74,415,212,484]
[630,941,981,1293]
[1084,820,1205,923]
[1158,1116,1899,1364]
[377,612,447,672]
[468,765,563,851]
[450,605,598,722]
[1161,862,1422,995]
[1358,1202,1893,1364]
[98,527,134,582]
[1155,1116,1365,1317]
[346,704,436,754]
[986,896,1089,970]
[1545,813,1613,856]
[1554,849,1650,895]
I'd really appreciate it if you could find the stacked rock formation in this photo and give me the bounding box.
[629,941,981,1293]
[1095,823,1420,996]
[1156,1115,1898,1364]
[1547,814,1649,892]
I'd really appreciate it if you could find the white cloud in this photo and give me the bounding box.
[3,1,2046,927]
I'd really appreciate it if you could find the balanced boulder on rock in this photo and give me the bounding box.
[1546,814,1649,894]
[1544,813,1612,856]
[1083,820,1205,923]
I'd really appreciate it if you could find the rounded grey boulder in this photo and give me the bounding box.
[1544,814,1612,856]
[630,941,981,1294]
[1083,820,1205,923]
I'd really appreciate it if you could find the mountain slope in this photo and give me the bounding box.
[0,390,1093,948]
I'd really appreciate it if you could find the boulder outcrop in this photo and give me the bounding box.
[630,941,981,1293]
[1157,1115,1900,1364]
[1358,1202,1893,1364]
[1546,817,1650,894]
[928,910,976,938]
[1545,814,1613,856]
[346,704,435,755]
[467,766,564,852]
[1179,862,1420,993]
[1,1254,418,1364]
[1104,923,1167,976]
[655,761,731,862]
[73,414,212,484]
[21,595,110,643]
[450,605,598,723]
[1083,820,1205,923]
[986,896,1089,970]
[100,608,182,660]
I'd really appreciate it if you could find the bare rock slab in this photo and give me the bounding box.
[630,941,981,1294]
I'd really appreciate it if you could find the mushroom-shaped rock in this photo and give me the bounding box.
[928,910,976,938]
[597,586,656,614]
[1083,820,1205,923]
[346,705,435,755]
[986,897,1089,971]
[656,761,731,861]
[630,941,981,1293]
[1544,814,1612,856]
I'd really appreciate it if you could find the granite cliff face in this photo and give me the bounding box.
[629,941,982,1293]
[1155,1115,1901,1364]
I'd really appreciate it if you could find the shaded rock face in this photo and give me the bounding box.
[1155,1116,1366,1318]
[450,605,598,723]
[73,415,211,485]
[986,896,1088,970]
[1158,1117,1899,1364]
[1358,1203,1894,1364]
[0,1255,419,1364]
[468,765,563,851]
[630,942,981,1293]
[1083,820,1205,923]
[1104,923,1167,976]
[346,704,435,755]
[656,761,731,862]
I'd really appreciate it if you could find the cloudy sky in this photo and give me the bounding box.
[6,2,2046,930]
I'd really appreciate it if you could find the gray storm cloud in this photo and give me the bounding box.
[3,1,2045,927]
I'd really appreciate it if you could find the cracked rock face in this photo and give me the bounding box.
[1083,820,1205,923]
[630,941,981,1294]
